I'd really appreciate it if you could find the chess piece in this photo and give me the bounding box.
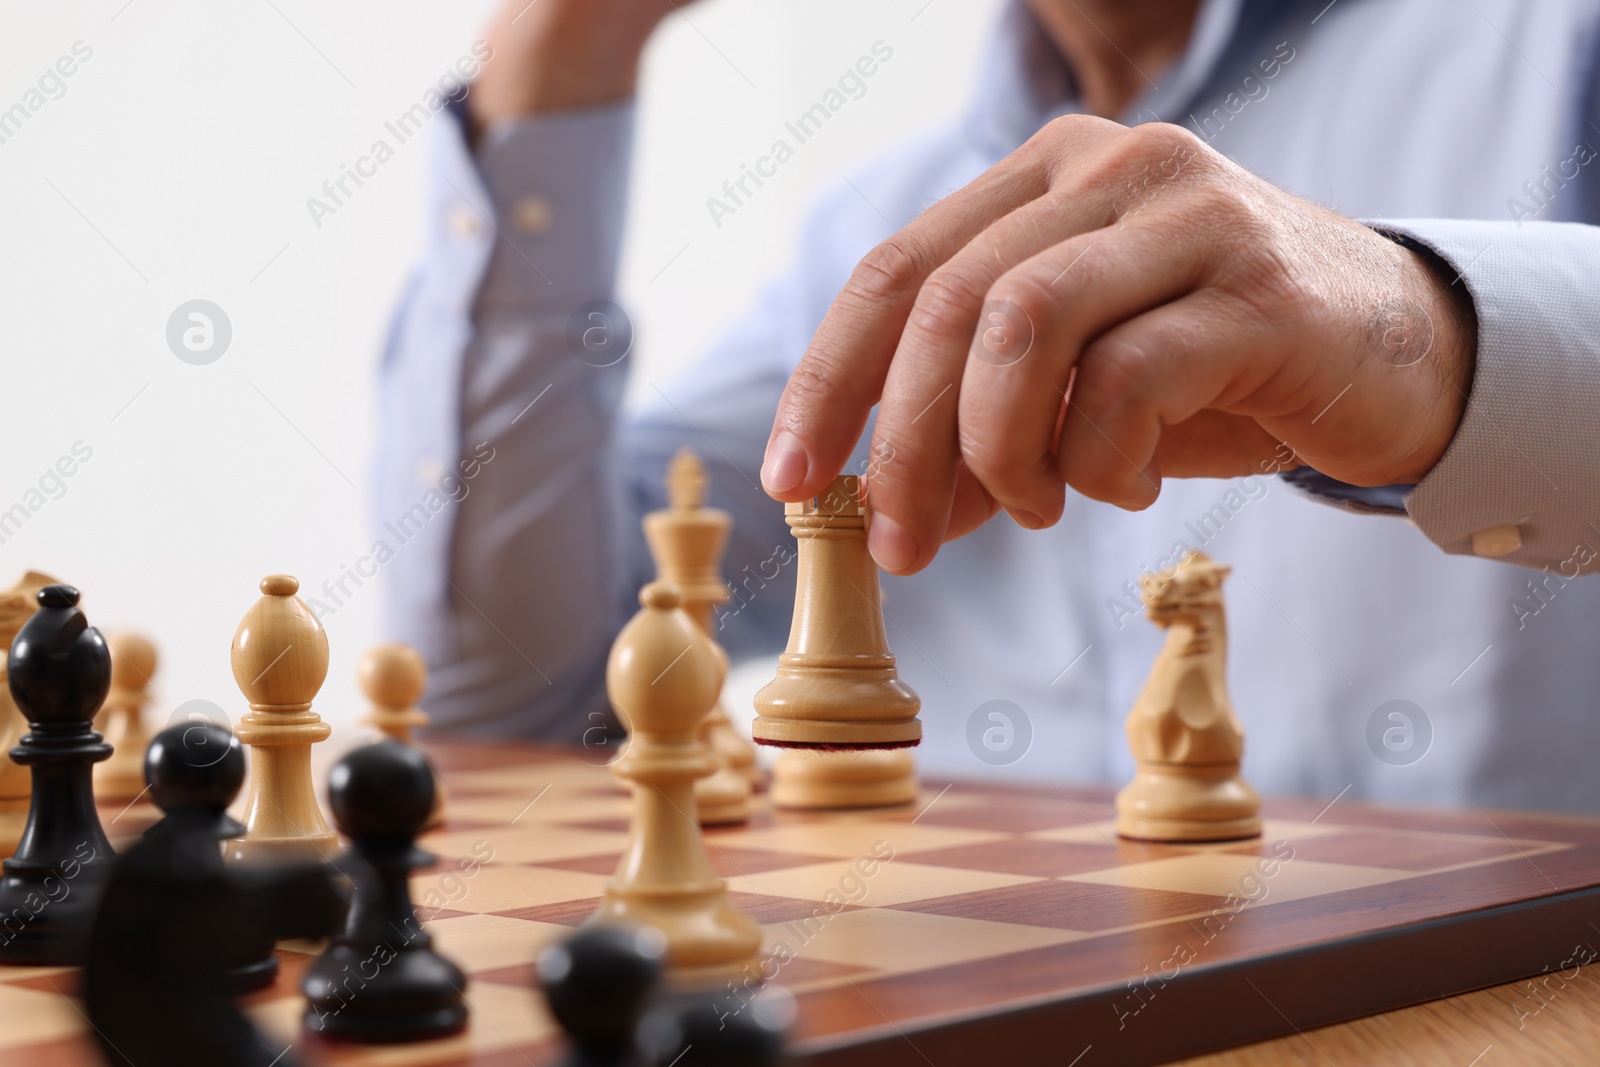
[1115,552,1262,842]
[644,449,756,825]
[538,925,667,1067]
[0,571,57,858]
[94,632,158,800]
[640,986,793,1067]
[0,585,116,965]
[85,721,344,1067]
[751,475,921,749]
[303,740,468,1041]
[646,447,758,790]
[226,574,338,864]
[358,642,445,830]
[770,749,917,810]
[591,583,761,983]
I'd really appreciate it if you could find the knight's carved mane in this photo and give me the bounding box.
[1139,552,1232,625]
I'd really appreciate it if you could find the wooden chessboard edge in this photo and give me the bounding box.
[788,883,1600,1067]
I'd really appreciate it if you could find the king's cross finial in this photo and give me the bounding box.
[666,447,707,510]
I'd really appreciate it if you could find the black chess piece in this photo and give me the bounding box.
[302,739,468,1041]
[0,584,115,965]
[639,986,792,1067]
[539,924,668,1067]
[149,718,280,995]
[84,722,347,1067]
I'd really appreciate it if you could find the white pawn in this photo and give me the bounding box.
[359,642,445,831]
[95,633,158,801]
[590,582,761,985]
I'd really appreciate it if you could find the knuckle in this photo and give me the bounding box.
[906,267,988,340]
[1192,179,1258,227]
[782,359,849,426]
[1123,120,1195,158]
[1067,465,1134,508]
[1035,113,1120,150]
[1075,337,1153,411]
[1059,432,1132,503]
[958,425,1019,494]
[850,234,934,301]
[955,401,1048,506]
[986,273,1056,335]
[959,431,1056,519]
[1096,123,1214,214]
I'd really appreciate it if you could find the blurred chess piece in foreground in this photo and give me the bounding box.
[359,642,445,831]
[95,633,158,801]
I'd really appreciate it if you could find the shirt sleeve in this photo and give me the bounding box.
[374,98,805,744]
[373,99,637,742]
[1362,218,1600,572]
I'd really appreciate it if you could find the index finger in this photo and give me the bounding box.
[760,117,1121,503]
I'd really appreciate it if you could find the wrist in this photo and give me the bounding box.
[1379,232,1479,483]
[470,53,641,128]
[468,1,669,135]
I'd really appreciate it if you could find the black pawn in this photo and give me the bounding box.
[144,720,280,993]
[303,740,468,1041]
[0,585,115,965]
[539,925,667,1067]
[84,723,302,1067]
[639,987,791,1067]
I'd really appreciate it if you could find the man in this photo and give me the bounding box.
[377,0,1600,811]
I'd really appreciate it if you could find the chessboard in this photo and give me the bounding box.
[6,738,1600,1067]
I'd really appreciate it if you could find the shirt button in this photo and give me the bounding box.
[512,195,554,236]
[1472,524,1521,557]
[446,203,483,240]
[417,456,445,489]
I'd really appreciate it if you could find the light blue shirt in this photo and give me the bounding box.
[376,0,1600,812]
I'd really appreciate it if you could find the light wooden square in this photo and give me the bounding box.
[424,913,575,973]
[715,821,1005,859]
[763,908,1082,974]
[736,860,1042,906]
[0,982,85,1048]
[424,825,629,866]
[412,865,609,915]
[449,765,614,792]
[434,786,630,826]
[1062,852,1416,903]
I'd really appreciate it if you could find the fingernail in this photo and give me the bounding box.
[867,512,918,573]
[761,431,807,495]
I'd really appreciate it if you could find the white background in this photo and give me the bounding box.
[0,0,1002,733]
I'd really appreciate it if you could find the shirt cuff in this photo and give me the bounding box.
[427,97,636,312]
[1373,219,1600,570]
[1279,469,1413,515]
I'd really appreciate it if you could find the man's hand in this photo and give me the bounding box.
[469,0,678,130]
[761,117,1477,575]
